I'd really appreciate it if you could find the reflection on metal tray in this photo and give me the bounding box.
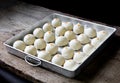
[4,13,116,78]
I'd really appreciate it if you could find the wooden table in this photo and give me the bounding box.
[0,2,120,83]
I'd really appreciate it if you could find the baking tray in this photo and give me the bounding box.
[4,13,116,78]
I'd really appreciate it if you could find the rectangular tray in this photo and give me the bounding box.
[4,13,116,78]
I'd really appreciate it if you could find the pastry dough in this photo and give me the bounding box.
[84,28,96,38]
[55,36,68,46]
[69,39,82,50]
[23,34,35,45]
[64,31,76,41]
[13,40,26,51]
[24,45,37,56]
[44,31,55,42]
[38,51,51,61]
[43,23,53,32]
[77,34,90,44]
[55,26,66,36]
[33,28,44,38]
[73,23,84,34]
[34,39,46,50]
[51,18,61,27]
[46,43,58,55]
[61,47,74,59]
[62,22,73,30]
[52,54,65,66]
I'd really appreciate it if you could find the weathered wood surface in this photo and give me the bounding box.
[0,2,120,83]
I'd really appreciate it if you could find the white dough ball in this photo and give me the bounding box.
[33,28,44,38]
[91,37,101,47]
[51,18,61,27]
[52,54,65,66]
[43,23,53,32]
[24,45,37,56]
[62,22,73,30]
[55,26,66,36]
[64,31,76,41]
[97,30,108,40]
[23,34,35,45]
[46,43,58,55]
[69,39,82,50]
[73,52,87,63]
[77,34,90,44]
[13,40,26,51]
[63,59,79,71]
[38,51,51,61]
[55,36,68,46]
[62,47,74,59]
[84,28,96,38]
[73,23,84,34]
[83,44,94,55]
[34,39,46,50]
[44,31,55,43]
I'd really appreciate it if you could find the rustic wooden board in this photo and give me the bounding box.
[0,2,120,83]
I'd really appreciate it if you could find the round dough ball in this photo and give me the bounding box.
[46,43,58,55]
[24,45,37,56]
[73,23,84,34]
[97,30,108,40]
[64,31,76,41]
[43,23,53,32]
[55,26,66,36]
[44,31,55,43]
[23,34,35,45]
[91,37,101,47]
[77,34,90,44]
[69,39,82,50]
[33,28,44,38]
[62,22,73,30]
[38,51,51,61]
[55,36,68,46]
[83,44,94,55]
[52,54,65,66]
[62,47,74,59]
[51,18,61,27]
[34,39,46,50]
[84,28,96,38]
[63,59,79,71]
[13,40,26,51]
[73,52,87,63]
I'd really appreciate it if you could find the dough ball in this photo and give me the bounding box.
[64,31,76,41]
[44,31,55,43]
[97,30,108,40]
[24,45,37,56]
[77,34,90,44]
[51,18,61,27]
[69,39,82,50]
[73,52,87,63]
[91,37,101,47]
[61,47,74,59]
[13,40,26,51]
[38,51,51,61]
[55,26,66,36]
[73,23,84,34]
[52,54,65,66]
[84,28,96,38]
[34,39,46,50]
[63,59,79,71]
[46,43,58,55]
[33,28,44,38]
[55,36,68,46]
[62,22,73,30]
[23,34,35,45]
[43,23,53,32]
[83,44,94,55]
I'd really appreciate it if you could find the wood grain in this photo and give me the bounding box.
[0,2,120,83]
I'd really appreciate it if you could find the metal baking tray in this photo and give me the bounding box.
[4,13,116,78]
